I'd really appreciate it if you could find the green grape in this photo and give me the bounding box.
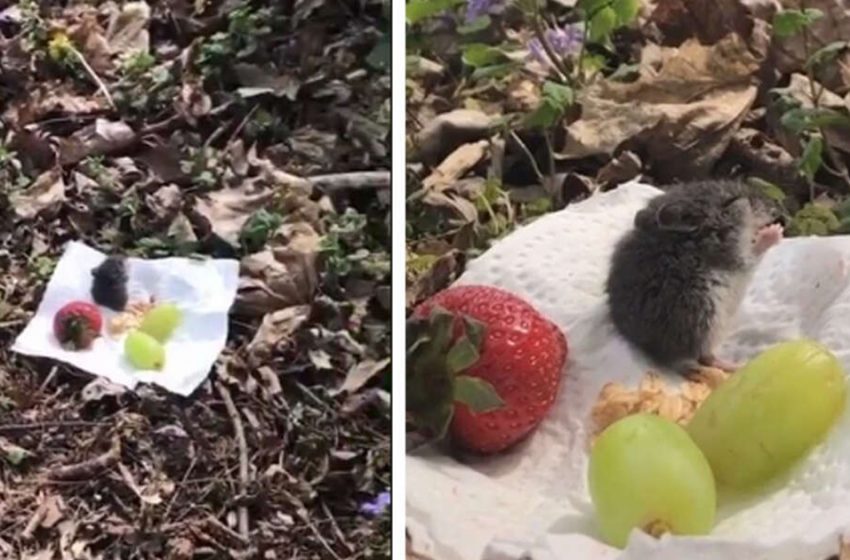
[688,339,847,490]
[139,303,182,342]
[589,414,716,548]
[125,330,165,370]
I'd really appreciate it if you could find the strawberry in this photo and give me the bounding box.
[54,301,103,350]
[408,285,567,454]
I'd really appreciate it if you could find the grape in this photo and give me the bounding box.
[139,303,182,342]
[687,340,847,490]
[125,330,165,370]
[589,414,716,548]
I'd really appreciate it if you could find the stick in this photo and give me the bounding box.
[45,436,120,481]
[309,171,390,192]
[216,382,250,540]
[70,47,116,110]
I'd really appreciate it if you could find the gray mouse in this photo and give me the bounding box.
[606,180,785,375]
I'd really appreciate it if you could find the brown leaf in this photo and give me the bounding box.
[11,168,66,220]
[105,1,151,56]
[561,35,760,181]
[334,358,390,395]
[146,184,183,224]
[236,223,320,316]
[175,80,212,125]
[58,120,137,165]
[406,249,466,307]
[234,63,301,100]
[3,83,107,126]
[422,140,488,192]
[415,109,495,166]
[191,183,275,247]
[246,305,311,365]
[596,150,642,188]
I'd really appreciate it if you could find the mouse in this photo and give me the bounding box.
[91,256,129,311]
[605,179,785,376]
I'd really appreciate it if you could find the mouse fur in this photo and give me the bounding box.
[605,179,784,374]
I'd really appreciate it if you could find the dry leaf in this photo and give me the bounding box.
[236,223,320,316]
[415,109,495,166]
[105,1,151,56]
[58,120,137,165]
[334,358,390,395]
[561,35,760,181]
[422,140,489,192]
[192,183,275,247]
[11,168,66,220]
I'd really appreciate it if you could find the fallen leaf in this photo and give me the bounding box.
[246,305,311,365]
[192,183,275,247]
[236,223,320,316]
[58,119,137,165]
[334,358,390,395]
[11,168,66,220]
[105,1,151,56]
[0,437,31,465]
[415,109,496,166]
[422,140,489,192]
[235,63,301,100]
[560,35,760,180]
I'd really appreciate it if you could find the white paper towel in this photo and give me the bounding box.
[407,181,850,560]
[13,242,240,396]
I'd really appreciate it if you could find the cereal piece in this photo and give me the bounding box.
[107,299,155,337]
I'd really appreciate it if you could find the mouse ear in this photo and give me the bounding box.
[652,201,701,233]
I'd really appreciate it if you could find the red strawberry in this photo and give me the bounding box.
[54,301,103,350]
[408,285,568,454]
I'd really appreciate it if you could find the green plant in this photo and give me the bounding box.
[197,4,274,80]
[239,209,284,253]
[771,8,850,194]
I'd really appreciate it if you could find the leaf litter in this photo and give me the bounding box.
[1,0,390,558]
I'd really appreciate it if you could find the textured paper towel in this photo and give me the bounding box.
[406,181,850,560]
[13,242,240,396]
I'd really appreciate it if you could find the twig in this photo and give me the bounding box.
[216,382,250,540]
[0,420,107,433]
[69,46,116,111]
[309,171,390,192]
[509,130,546,185]
[44,436,121,481]
[530,17,570,84]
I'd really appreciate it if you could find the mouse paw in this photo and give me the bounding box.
[698,355,740,372]
[754,223,784,255]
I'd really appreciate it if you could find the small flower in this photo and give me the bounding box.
[528,23,584,66]
[360,491,391,517]
[466,0,498,23]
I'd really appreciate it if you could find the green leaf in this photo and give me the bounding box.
[611,0,639,25]
[588,6,618,42]
[799,134,824,181]
[462,43,507,68]
[787,202,839,237]
[406,0,463,24]
[806,41,849,71]
[1,441,30,466]
[463,315,487,349]
[773,8,824,38]
[542,81,575,106]
[458,15,492,34]
[746,177,787,203]
[470,62,517,80]
[454,375,505,413]
[446,338,480,373]
[366,32,391,70]
[780,107,850,134]
[524,82,575,128]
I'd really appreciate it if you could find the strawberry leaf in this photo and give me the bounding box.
[462,315,486,349]
[446,338,479,374]
[454,375,504,413]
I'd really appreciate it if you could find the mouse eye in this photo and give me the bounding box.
[722,196,743,208]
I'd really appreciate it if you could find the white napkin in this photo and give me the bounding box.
[407,181,850,560]
[13,241,240,396]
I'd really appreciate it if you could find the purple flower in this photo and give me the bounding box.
[528,23,584,66]
[360,491,391,516]
[466,0,498,23]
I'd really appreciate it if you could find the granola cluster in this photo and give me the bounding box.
[107,299,156,337]
[590,368,731,438]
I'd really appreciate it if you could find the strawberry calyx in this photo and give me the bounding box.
[406,305,504,440]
